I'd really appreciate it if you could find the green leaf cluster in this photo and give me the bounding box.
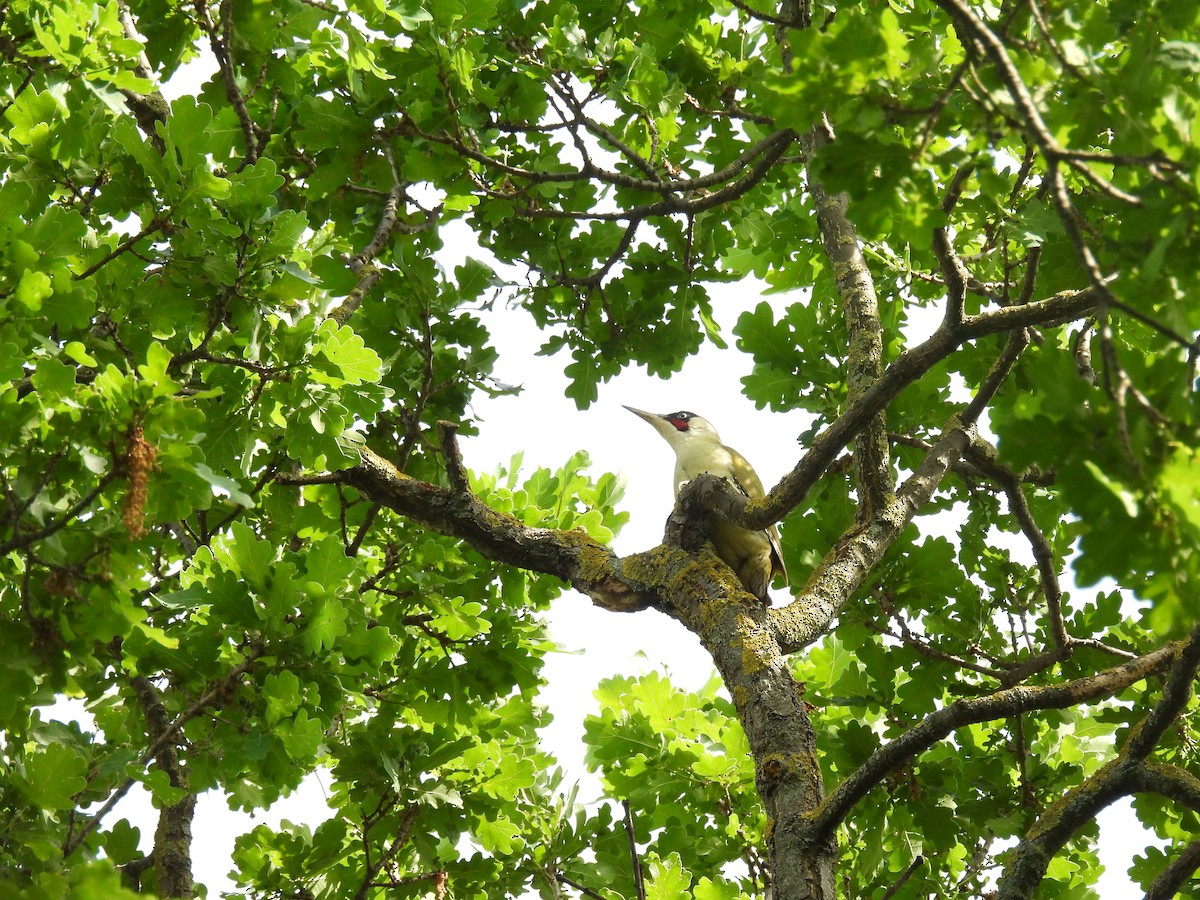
[3,0,1200,896]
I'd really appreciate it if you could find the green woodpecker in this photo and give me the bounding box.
[625,406,787,604]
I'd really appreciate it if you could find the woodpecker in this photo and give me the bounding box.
[624,406,787,604]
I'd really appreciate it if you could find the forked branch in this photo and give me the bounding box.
[996,624,1200,899]
[806,635,1186,846]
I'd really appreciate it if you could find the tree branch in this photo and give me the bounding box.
[623,800,646,900]
[1128,763,1200,818]
[996,624,1200,900]
[302,445,658,613]
[985,440,1069,650]
[73,219,166,281]
[806,636,1184,846]
[413,112,798,236]
[1144,840,1200,900]
[130,675,196,899]
[328,149,440,326]
[63,645,264,857]
[772,419,974,650]
[195,0,260,165]
[809,160,892,518]
[746,284,1102,531]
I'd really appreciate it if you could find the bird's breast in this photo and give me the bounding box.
[672,443,735,496]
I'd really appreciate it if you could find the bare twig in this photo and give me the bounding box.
[354,803,419,900]
[980,432,1068,649]
[408,119,798,215]
[329,149,440,325]
[556,872,609,900]
[727,0,809,27]
[871,596,1005,678]
[0,471,119,556]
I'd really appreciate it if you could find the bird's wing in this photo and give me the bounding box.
[766,524,788,585]
[725,446,767,500]
[727,447,788,586]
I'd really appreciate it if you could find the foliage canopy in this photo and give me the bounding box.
[2,0,1200,898]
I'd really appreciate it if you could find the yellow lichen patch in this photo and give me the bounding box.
[620,546,675,586]
[790,750,824,789]
[558,529,612,578]
[731,684,750,709]
[738,615,776,677]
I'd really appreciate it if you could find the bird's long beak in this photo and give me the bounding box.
[623,405,675,442]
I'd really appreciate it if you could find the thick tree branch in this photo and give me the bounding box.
[773,420,974,652]
[663,564,835,898]
[309,443,657,613]
[1128,763,1200,818]
[130,676,196,899]
[737,285,1101,531]
[676,329,1027,653]
[311,440,837,896]
[809,166,892,518]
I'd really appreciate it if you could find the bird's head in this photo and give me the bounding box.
[623,406,722,452]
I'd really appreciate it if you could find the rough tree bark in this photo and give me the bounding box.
[131,676,196,899]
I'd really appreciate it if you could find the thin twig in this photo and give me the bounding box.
[557,872,609,900]
[623,800,646,900]
[73,220,165,280]
[63,644,264,856]
[807,637,1183,845]
[880,855,924,900]
[985,437,1068,649]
